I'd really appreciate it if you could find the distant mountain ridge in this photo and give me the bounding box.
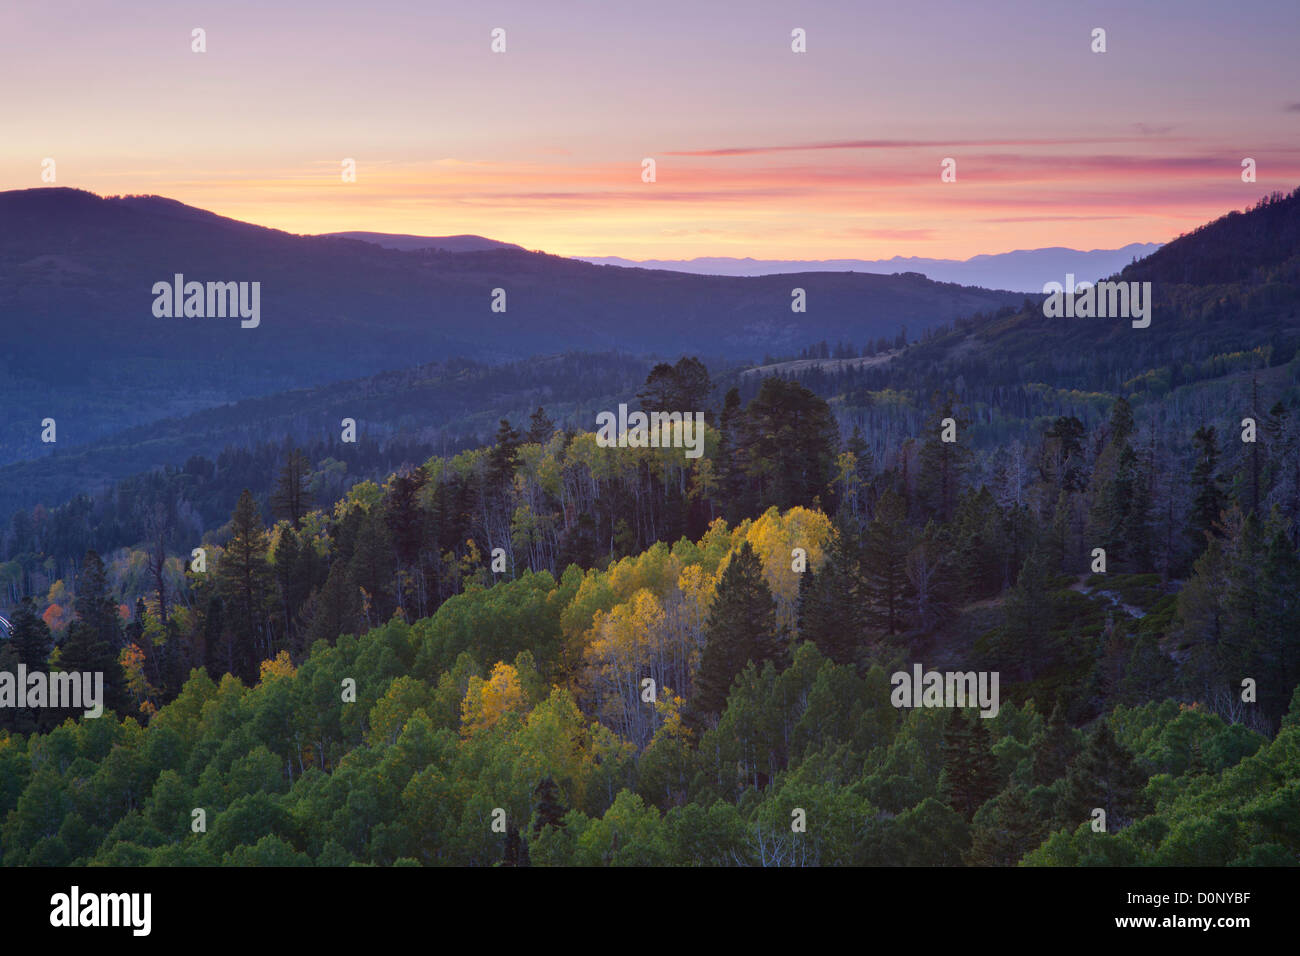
[578,243,1162,292]
[0,187,1028,465]
[321,231,524,253]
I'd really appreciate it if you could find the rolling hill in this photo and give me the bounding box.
[0,188,1028,464]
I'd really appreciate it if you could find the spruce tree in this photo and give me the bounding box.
[532,776,567,835]
[1188,425,1226,552]
[993,548,1060,683]
[1257,524,1300,722]
[8,596,52,667]
[940,709,999,821]
[75,550,120,648]
[349,511,396,627]
[693,542,783,719]
[1056,720,1148,830]
[525,406,555,445]
[739,378,839,512]
[271,448,313,529]
[1119,630,1177,705]
[636,363,677,412]
[272,527,302,648]
[966,785,1043,866]
[1031,703,1079,786]
[798,527,869,665]
[217,490,274,683]
[668,356,713,414]
[717,388,750,522]
[486,419,522,494]
[916,394,972,522]
[862,489,912,634]
[1043,416,1086,493]
[59,619,129,718]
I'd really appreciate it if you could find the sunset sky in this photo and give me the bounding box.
[2,0,1298,259]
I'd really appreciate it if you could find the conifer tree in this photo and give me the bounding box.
[271,448,313,529]
[1188,425,1226,552]
[272,527,302,648]
[1056,720,1147,831]
[217,490,273,683]
[525,406,555,445]
[532,776,567,835]
[717,388,750,522]
[738,378,839,512]
[8,596,52,667]
[862,489,912,634]
[349,511,396,627]
[966,785,1043,866]
[1119,630,1177,705]
[487,419,522,494]
[1042,416,1086,494]
[1086,399,1152,571]
[1031,703,1080,786]
[916,393,972,522]
[796,526,869,665]
[693,542,783,719]
[75,550,120,647]
[1257,523,1300,721]
[940,709,999,821]
[993,547,1060,683]
[60,570,130,721]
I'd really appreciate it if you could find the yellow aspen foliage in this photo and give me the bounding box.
[676,563,715,655]
[259,649,297,683]
[654,688,690,740]
[741,506,832,632]
[604,542,678,606]
[460,661,526,736]
[677,564,716,614]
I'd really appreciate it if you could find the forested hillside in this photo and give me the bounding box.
[1,338,1298,864]
[0,351,662,519]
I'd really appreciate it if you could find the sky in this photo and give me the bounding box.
[2,0,1298,260]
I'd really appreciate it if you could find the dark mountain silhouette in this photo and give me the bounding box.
[0,187,1027,463]
[1117,188,1300,286]
[885,188,1300,394]
[322,231,524,253]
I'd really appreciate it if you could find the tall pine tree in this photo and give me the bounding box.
[692,542,783,720]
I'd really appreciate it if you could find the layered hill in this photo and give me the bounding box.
[0,188,1028,464]
[0,351,658,516]
[885,188,1300,393]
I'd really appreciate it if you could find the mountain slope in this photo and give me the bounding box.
[0,351,660,516]
[885,188,1300,392]
[0,188,1027,464]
